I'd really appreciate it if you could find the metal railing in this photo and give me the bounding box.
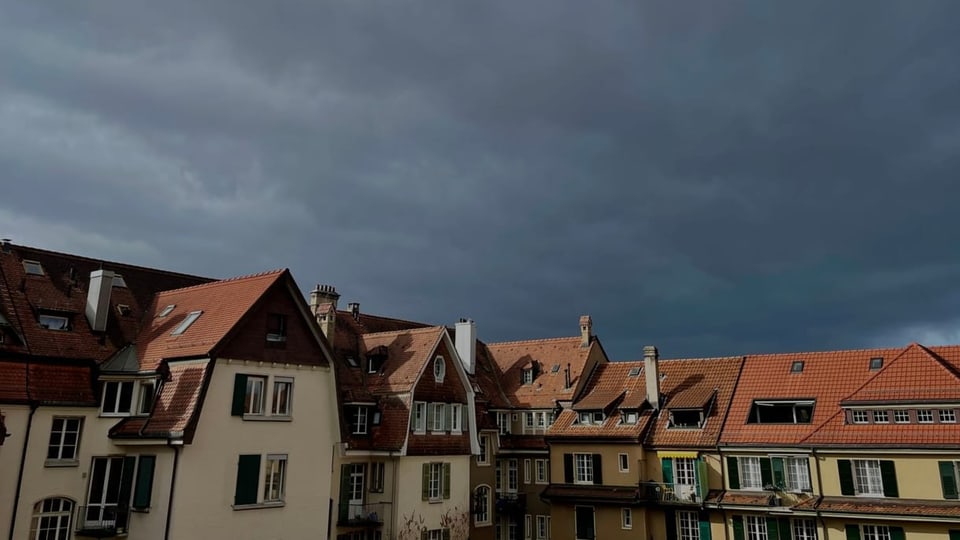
[337,502,388,526]
[75,504,130,536]
[639,482,704,504]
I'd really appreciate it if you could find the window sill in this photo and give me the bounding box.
[100,413,133,418]
[428,498,443,504]
[232,501,286,511]
[242,414,293,422]
[44,459,79,468]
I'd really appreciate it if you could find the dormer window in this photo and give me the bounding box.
[669,409,706,429]
[116,304,132,317]
[349,406,369,434]
[747,400,814,424]
[137,380,156,415]
[522,368,534,385]
[266,313,287,343]
[620,410,639,425]
[367,346,388,373]
[101,381,134,415]
[157,304,175,318]
[171,310,202,335]
[592,411,605,423]
[38,314,70,331]
[22,260,44,276]
[433,356,446,382]
[551,364,561,374]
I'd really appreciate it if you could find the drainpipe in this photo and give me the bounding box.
[163,440,182,540]
[811,447,827,540]
[8,402,38,540]
[717,445,730,540]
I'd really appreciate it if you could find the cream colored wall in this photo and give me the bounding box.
[821,517,959,540]
[169,359,337,540]
[548,504,647,540]
[7,404,174,540]
[331,454,399,539]
[0,405,30,535]
[819,452,960,499]
[394,455,471,537]
[549,443,645,486]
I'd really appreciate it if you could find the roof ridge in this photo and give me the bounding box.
[344,311,431,326]
[7,243,214,281]
[486,335,579,347]
[360,325,445,338]
[156,269,286,296]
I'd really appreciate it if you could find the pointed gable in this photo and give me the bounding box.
[842,343,960,404]
[487,336,598,408]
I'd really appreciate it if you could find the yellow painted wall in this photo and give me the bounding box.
[550,504,648,540]
[549,443,645,486]
[819,452,960,499]
[821,517,960,540]
[0,405,30,535]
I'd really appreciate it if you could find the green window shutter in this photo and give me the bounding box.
[664,509,677,540]
[766,517,780,540]
[778,518,791,540]
[732,515,745,540]
[422,464,430,500]
[698,512,712,540]
[132,455,156,509]
[727,457,740,490]
[940,462,958,499]
[760,457,773,487]
[845,524,861,540]
[235,454,261,505]
[442,529,451,540]
[339,465,351,522]
[592,454,603,484]
[443,463,451,499]
[771,457,785,489]
[426,404,435,430]
[880,460,899,497]
[949,530,960,540]
[231,374,247,416]
[838,460,855,496]
[889,526,905,540]
[696,458,710,501]
[564,454,574,483]
[662,457,674,484]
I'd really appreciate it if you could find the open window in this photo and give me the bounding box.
[669,408,706,429]
[747,400,815,424]
[266,313,287,344]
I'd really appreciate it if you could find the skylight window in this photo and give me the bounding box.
[158,305,176,318]
[22,260,44,276]
[627,367,642,377]
[869,357,883,370]
[112,274,127,288]
[170,310,202,335]
[790,361,804,373]
[551,364,561,374]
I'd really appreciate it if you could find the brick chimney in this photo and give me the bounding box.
[579,315,593,347]
[85,269,115,332]
[310,284,339,346]
[644,345,660,410]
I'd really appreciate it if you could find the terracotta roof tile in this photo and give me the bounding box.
[841,343,960,404]
[358,327,445,393]
[110,360,210,442]
[715,491,775,506]
[541,484,643,504]
[0,360,96,405]
[486,337,596,408]
[798,496,960,518]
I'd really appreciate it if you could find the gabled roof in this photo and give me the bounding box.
[841,343,960,404]
[486,336,597,409]
[358,326,446,393]
[548,362,655,440]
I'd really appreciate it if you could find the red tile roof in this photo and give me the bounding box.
[842,343,960,404]
[486,336,598,408]
[110,360,211,442]
[712,491,776,507]
[794,496,960,518]
[540,484,644,504]
[0,360,97,405]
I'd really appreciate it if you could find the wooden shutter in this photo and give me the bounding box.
[766,517,780,540]
[727,457,740,489]
[771,457,785,489]
[696,458,710,501]
[592,454,603,484]
[731,515,744,540]
[837,459,855,496]
[564,454,574,483]
[880,460,899,497]
[664,509,677,540]
[778,518,791,540]
[698,512,712,540]
[235,454,261,505]
[760,457,773,487]
[231,374,247,416]
[132,455,156,509]
[442,529,451,540]
[889,527,905,540]
[442,463,451,499]
[339,465,351,522]
[949,530,960,540]
[421,464,430,500]
[940,461,958,499]
[845,525,861,540]
[662,457,674,484]
[116,456,136,530]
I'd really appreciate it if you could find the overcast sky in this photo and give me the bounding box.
[2,1,960,360]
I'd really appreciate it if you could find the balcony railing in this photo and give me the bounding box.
[640,482,705,505]
[495,492,527,518]
[337,502,389,526]
[75,504,130,537]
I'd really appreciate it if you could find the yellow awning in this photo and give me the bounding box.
[657,451,699,459]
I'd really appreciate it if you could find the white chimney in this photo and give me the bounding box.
[644,345,660,410]
[455,318,476,375]
[85,269,115,332]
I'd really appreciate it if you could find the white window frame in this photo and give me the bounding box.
[370,462,385,493]
[941,409,957,423]
[862,525,892,540]
[271,378,293,416]
[784,457,811,492]
[792,518,818,540]
[917,409,934,423]
[478,435,489,465]
[101,380,136,416]
[433,356,445,382]
[136,380,156,416]
[171,310,202,335]
[413,402,427,433]
[621,410,639,424]
[536,411,547,429]
[522,369,533,385]
[47,417,83,463]
[675,457,697,486]
[38,314,69,331]
[621,508,632,530]
[428,462,443,501]
[23,260,45,275]
[739,456,762,490]
[853,459,884,496]
[893,410,910,423]
[525,412,535,428]
[618,453,629,472]
[536,515,549,540]
[535,459,548,484]
[451,403,462,433]
[507,459,519,492]
[475,485,491,525]
[498,412,511,434]
[574,453,593,485]
[432,403,446,432]
[678,510,700,540]
[746,515,767,540]
[524,459,532,484]
[525,514,532,539]
[351,406,369,434]
[244,376,266,416]
[873,410,888,423]
[852,410,869,424]
[577,411,591,425]
[29,498,73,540]
[263,454,287,502]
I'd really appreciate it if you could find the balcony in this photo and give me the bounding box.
[75,504,130,537]
[640,482,705,505]
[495,492,527,518]
[337,502,389,527]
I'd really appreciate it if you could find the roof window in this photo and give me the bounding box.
[38,314,70,331]
[170,310,202,336]
[551,364,561,374]
[628,367,642,377]
[869,357,883,370]
[747,400,814,424]
[790,361,804,373]
[22,260,44,276]
[112,274,127,288]
[669,409,706,429]
[157,305,176,318]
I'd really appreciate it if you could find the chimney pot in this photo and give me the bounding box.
[643,345,661,410]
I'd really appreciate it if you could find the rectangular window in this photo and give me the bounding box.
[536,411,546,429]
[852,410,869,424]
[522,369,533,385]
[873,410,889,423]
[525,412,534,428]
[618,454,629,472]
[591,411,604,424]
[746,515,767,540]
[574,454,593,485]
[244,376,266,415]
[428,463,443,500]
[577,411,591,425]
[678,511,700,540]
[47,417,82,462]
[537,515,549,540]
[101,381,135,415]
[23,260,44,275]
[370,462,385,493]
[498,412,511,434]
[478,435,489,465]
[272,378,293,416]
[171,310,202,335]
[862,525,892,540]
[433,403,446,432]
[85,456,131,530]
[894,410,910,423]
[854,459,884,496]
[38,314,69,331]
[739,457,762,489]
[525,514,532,539]
[414,402,427,433]
[917,409,934,423]
[621,508,632,529]
[536,459,548,483]
[792,519,818,540]
[524,459,531,484]
[941,409,957,423]
[235,454,261,506]
[496,461,502,493]
[675,458,697,486]
[263,454,287,502]
[621,410,639,424]
[266,313,287,343]
[508,459,519,492]
[350,407,369,434]
[451,404,462,432]
[748,400,814,424]
[137,381,155,415]
[785,457,812,492]
[575,506,594,540]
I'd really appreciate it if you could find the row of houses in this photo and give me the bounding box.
[1,242,959,540]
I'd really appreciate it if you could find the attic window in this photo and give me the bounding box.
[266,313,287,343]
[22,260,44,276]
[551,364,561,374]
[869,357,883,370]
[790,361,804,373]
[368,354,385,374]
[115,304,132,317]
[170,310,202,336]
[433,356,446,382]
[628,367,642,377]
[112,274,127,288]
[669,409,705,429]
[747,400,814,424]
[157,305,175,318]
[38,314,70,331]
[620,410,639,425]
[522,368,534,385]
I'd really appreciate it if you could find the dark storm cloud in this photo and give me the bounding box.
[2,0,960,358]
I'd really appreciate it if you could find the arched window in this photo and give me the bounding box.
[433,356,445,383]
[474,485,491,525]
[29,497,73,540]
